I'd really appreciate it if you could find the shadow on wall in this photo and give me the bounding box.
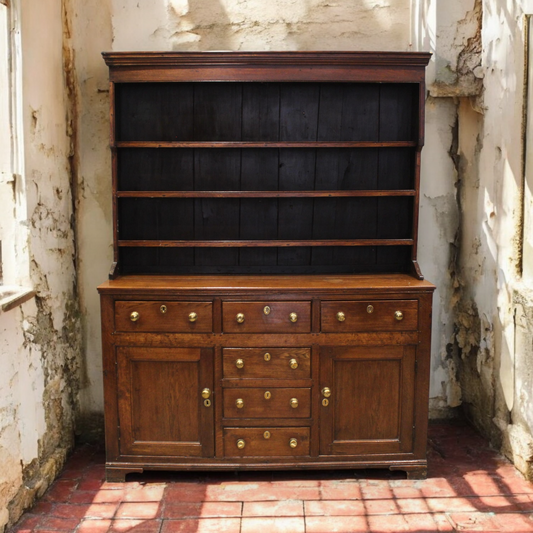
[167,0,407,51]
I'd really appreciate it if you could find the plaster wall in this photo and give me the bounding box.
[0,0,82,529]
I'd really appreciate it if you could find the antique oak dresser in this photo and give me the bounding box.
[98,51,435,481]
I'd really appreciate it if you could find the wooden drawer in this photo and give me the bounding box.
[321,300,418,332]
[115,301,213,333]
[222,348,311,379]
[222,301,311,333]
[224,388,311,419]
[224,427,310,457]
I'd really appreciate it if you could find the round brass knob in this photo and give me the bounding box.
[189,312,198,322]
[236,313,245,324]
[263,306,271,315]
[395,310,404,321]
[263,430,271,439]
[160,305,167,314]
[201,388,211,399]
[235,359,244,369]
[336,311,346,322]
[367,305,374,314]
[322,387,331,398]
[130,311,140,322]
[289,438,298,449]
[289,359,298,370]
[290,398,299,409]
[236,398,244,409]
[289,312,298,323]
[264,352,271,361]
[237,439,245,449]
[264,391,271,400]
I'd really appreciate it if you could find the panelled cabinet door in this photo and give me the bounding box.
[319,345,416,455]
[117,347,214,457]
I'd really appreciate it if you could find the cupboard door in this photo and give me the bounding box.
[117,347,214,457]
[319,345,415,455]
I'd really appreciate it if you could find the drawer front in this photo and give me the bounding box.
[222,301,311,333]
[115,301,213,333]
[224,427,310,457]
[223,348,311,379]
[321,300,418,332]
[224,388,311,419]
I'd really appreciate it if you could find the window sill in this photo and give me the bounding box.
[0,286,36,313]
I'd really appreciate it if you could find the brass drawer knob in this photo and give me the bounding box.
[290,398,299,409]
[201,388,211,399]
[263,305,271,315]
[160,305,167,314]
[322,387,331,398]
[236,313,245,323]
[264,352,271,361]
[130,311,140,322]
[235,359,244,369]
[367,305,374,314]
[289,312,298,323]
[336,311,346,322]
[395,310,404,321]
[236,398,244,409]
[189,312,198,322]
[289,359,298,370]
[264,391,271,400]
[289,438,298,449]
[237,439,245,449]
[263,430,271,439]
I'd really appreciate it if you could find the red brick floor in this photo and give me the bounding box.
[8,421,533,533]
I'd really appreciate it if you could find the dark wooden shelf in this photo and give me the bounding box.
[114,141,418,149]
[118,239,414,248]
[116,190,417,198]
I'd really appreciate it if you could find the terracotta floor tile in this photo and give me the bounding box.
[122,486,166,502]
[394,496,431,513]
[38,516,81,530]
[359,482,394,500]
[305,515,369,532]
[161,518,241,533]
[109,519,163,532]
[493,512,533,532]
[115,502,162,520]
[76,520,112,533]
[240,517,305,533]
[12,514,42,530]
[403,512,448,532]
[84,503,121,519]
[447,511,502,531]
[426,496,480,513]
[163,501,242,518]
[304,500,366,516]
[367,514,410,532]
[50,504,91,519]
[43,480,79,502]
[242,500,304,517]
[319,480,362,500]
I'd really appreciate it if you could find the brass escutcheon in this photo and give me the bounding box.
[367,305,374,314]
[264,391,272,400]
[130,311,140,322]
[188,312,198,322]
[203,399,211,407]
[263,430,271,439]
[160,304,167,314]
[264,352,271,361]
[322,398,329,407]
[263,305,271,315]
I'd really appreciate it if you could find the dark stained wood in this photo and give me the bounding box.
[223,388,311,419]
[222,301,311,333]
[223,427,310,457]
[99,52,434,479]
[222,348,311,379]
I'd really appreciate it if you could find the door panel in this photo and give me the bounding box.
[320,345,415,455]
[117,347,214,457]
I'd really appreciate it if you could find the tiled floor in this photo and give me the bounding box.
[8,421,533,532]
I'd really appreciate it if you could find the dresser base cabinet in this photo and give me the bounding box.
[98,274,434,481]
